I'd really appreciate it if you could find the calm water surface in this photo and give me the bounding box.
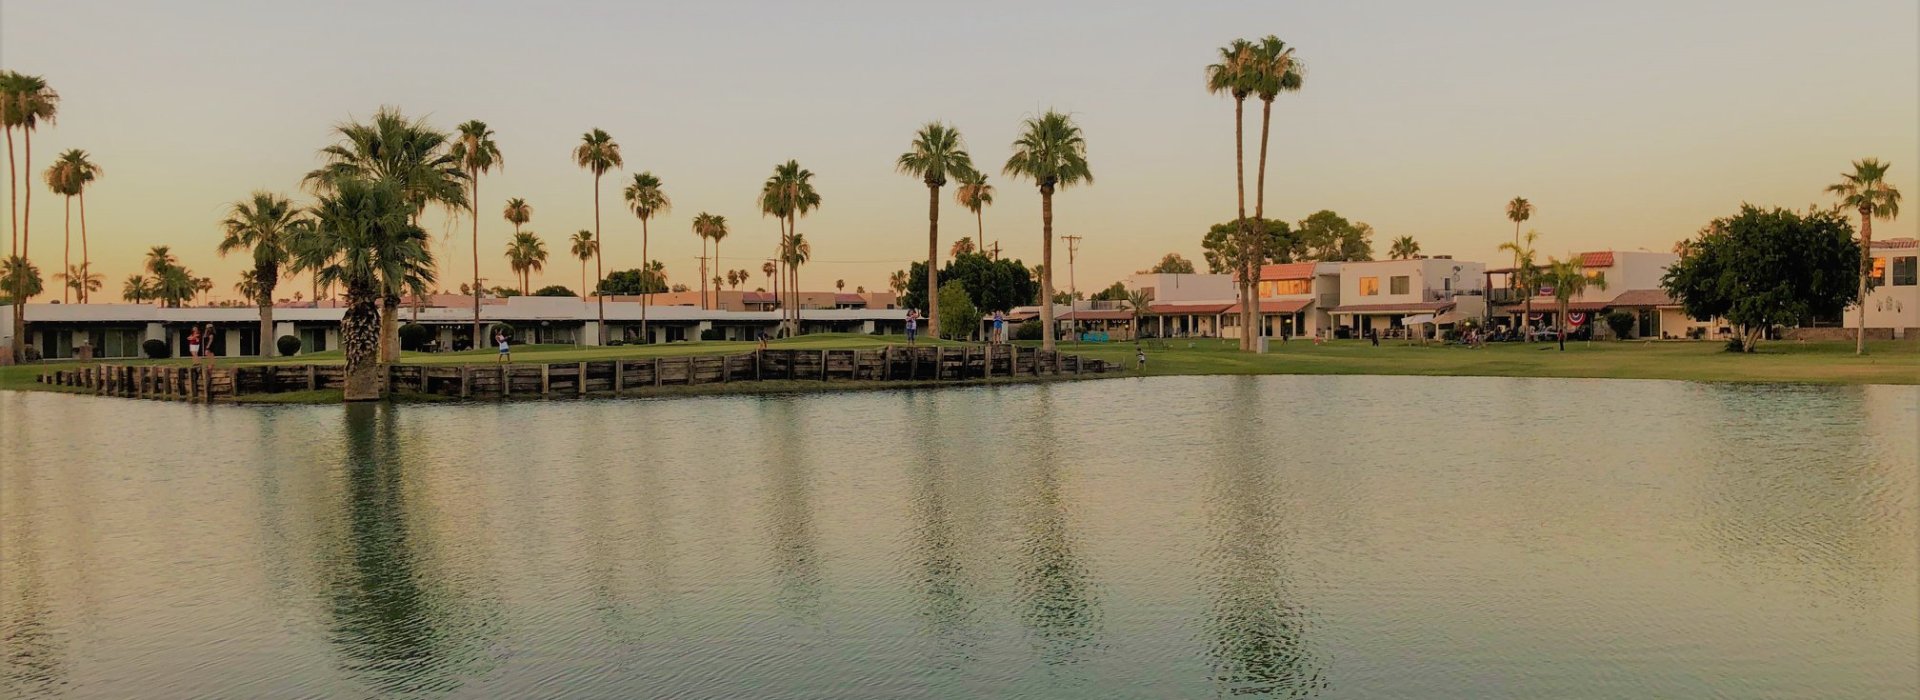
[3,376,1916,699]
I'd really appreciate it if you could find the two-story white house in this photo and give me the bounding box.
[1850,238,1920,339]
[1328,257,1487,337]
[1253,262,1341,339]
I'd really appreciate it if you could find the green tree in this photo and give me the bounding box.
[573,128,621,343]
[889,269,908,297]
[1,256,42,309]
[760,160,822,329]
[1540,256,1606,351]
[1090,281,1129,301]
[1002,110,1093,352]
[505,231,547,295]
[898,122,977,338]
[54,263,100,302]
[704,213,729,310]
[532,285,576,297]
[569,230,597,300]
[936,279,980,341]
[2,71,57,362]
[1150,253,1196,274]
[950,237,975,258]
[297,177,433,399]
[955,171,996,257]
[142,245,197,308]
[305,106,467,362]
[1201,218,1297,274]
[121,273,152,303]
[1662,205,1860,352]
[451,120,503,344]
[1294,210,1373,261]
[623,172,669,337]
[1825,158,1903,355]
[901,254,1037,314]
[1389,235,1420,260]
[599,262,668,296]
[1497,229,1542,342]
[43,150,81,303]
[217,191,308,353]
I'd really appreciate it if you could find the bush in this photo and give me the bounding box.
[23,346,42,362]
[936,280,981,341]
[1015,318,1042,341]
[398,323,433,351]
[605,339,624,346]
[532,285,576,297]
[700,327,725,341]
[276,335,303,357]
[1604,311,1635,340]
[142,338,170,359]
[1724,336,1747,353]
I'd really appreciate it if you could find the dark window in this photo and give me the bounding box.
[1892,256,1917,286]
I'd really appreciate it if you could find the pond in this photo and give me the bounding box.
[2,375,1916,698]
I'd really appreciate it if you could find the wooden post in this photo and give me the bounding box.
[754,351,763,381]
[653,358,663,387]
[541,363,552,397]
[502,365,511,398]
[577,362,588,396]
[821,350,829,381]
[305,365,317,391]
[721,355,730,384]
[614,361,625,395]
[460,366,471,398]
[685,356,696,385]
[910,346,920,380]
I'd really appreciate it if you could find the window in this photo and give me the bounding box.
[1869,257,1887,285]
[1893,256,1917,286]
[1359,277,1379,296]
[1389,276,1410,295]
[1261,279,1309,296]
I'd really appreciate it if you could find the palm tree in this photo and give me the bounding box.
[762,261,777,297]
[782,232,812,329]
[573,128,622,344]
[1003,110,1094,352]
[1505,197,1533,269]
[1,256,41,308]
[1207,40,1257,350]
[297,176,433,400]
[1542,256,1605,351]
[451,120,503,345]
[61,150,99,302]
[623,172,669,340]
[1249,35,1304,346]
[305,106,468,362]
[121,273,153,303]
[955,171,996,258]
[889,269,909,297]
[1826,158,1903,355]
[217,191,307,351]
[1497,230,1542,342]
[835,279,845,293]
[43,151,80,303]
[570,230,596,301]
[950,237,976,258]
[505,231,547,295]
[726,269,741,290]
[1389,236,1420,260]
[503,197,532,234]
[234,269,262,304]
[898,122,977,338]
[692,212,729,311]
[2,72,57,363]
[55,263,100,302]
[760,160,823,329]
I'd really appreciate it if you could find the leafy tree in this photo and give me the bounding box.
[691,212,728,310]
[1149,253,1196,274]
[1003,110,1092,352]
[955,171,996,257]
[1090,281,1129,301]
[503,197,532,234]
[898,122,976,338]
[1206,40,1257,350]
[599,262,668,295]
[2,71,58,361]
[900,253,1037,314]
[1201,218,1297,274]
[760,160,822,329]
[1,256,42,307]
[1825,158,1903,355]
[1603,310,1635,340]
[1662,205,1860,352]
[1294,210,1373,261]
[532,285,576,297]
[936,279,980,341]
[121,273,154,303]
[488,285,521,298]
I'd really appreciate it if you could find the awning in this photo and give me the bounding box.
[1402,313,1436,325]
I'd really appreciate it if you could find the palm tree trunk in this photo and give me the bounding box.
[1249,97,1275,348]
[5,126,15,258]
[926,182,941,339]
[713,238,721,311]
[640,217,650,343]
[593,175,605,345]
[699,237,709,311]
[61,196,70,303]
[1856,209,1871,355]
[1557,300,1567,351]
[343,286,383,400]
[78,190,89,303]
[380,295,400,363]
[1231,97,1249,351]
[471,178,481,348]
[1041,188,1057,353]
[976,208,986,259]
[258,262,275,357]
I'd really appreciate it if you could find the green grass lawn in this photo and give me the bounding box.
[5,333,1915,394]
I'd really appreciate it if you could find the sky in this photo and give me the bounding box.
[3,0,1916,303]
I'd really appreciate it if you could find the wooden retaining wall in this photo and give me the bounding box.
[34,346,1119,402]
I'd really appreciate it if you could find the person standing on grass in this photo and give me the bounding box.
[905,309,920,346]
[187,327,202,364]
[496,331,511,364]
[202,324,218,366]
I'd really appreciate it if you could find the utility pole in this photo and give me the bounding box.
[1062,235,1082,301]
[988,240,1002,260]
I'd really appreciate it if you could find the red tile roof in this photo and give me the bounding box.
[1228,299,1312,314]
[1579,251,1615,268]
[834,293,866,305]
[1259,262,1317,281]
[1877,238,1917,249]
[1059,309,1135,321]
[1147,302,1234,315]
[742,292,775,303]
[1329,301,1455,314]
[1607,289,1679,307]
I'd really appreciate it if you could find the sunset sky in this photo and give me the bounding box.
[3,0,1916,302]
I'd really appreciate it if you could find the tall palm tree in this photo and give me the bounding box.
[898,122,976,338]
[889,269,909,297]
[505,231,547,295]
[43,151,80,303]
[55,263,100,302]
[121,273,153,303]
[763,261,777,296]
[1826,158,1903,355]
[570,230,596,300]
[623,172,669,340]
[1505,197,1533,270]
[1,256,41,309]
[1389,236,1420,260]
[1542,256,1605,351]
[955,171,996,258]
[1003,110,1094,352]
[62,150,99,302]
[217,191,307,352]
[950,237,975,258]
[782,232,812,329]
[573,128,622,344]
[1248,36,1304,345]
[692,213,730,311]
[1207,40,1257,350]
[2,72,57,362]
[503,197,532,234]
[451,120,503,344]
[233,269,262,305]
[760,160,823,330]
[305,106,468,362]
[1497,229,1542,342]
[297,177,433,400]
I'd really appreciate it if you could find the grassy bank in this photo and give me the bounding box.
[5,334,1915,401]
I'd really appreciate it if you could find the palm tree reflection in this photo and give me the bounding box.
[763,399,823,622]
[1013,389,1102,667]
[905,393,981,666]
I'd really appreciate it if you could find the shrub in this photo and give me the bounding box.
[1724,336,1747,353]
[142,338,170,359]
[486,322,516,342]
[276,335,303,357]
[700,327,725,341]
[1015,318,1042,341]
[605,339,624,346]
[1604,311,1635,340]
[936,280,981,341]
[23,346,42,362]
[398,323,433,351]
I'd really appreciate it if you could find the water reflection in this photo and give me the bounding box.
[1200,379,1326,697]
[1,463,67,697]
[1013,390,1104,669]
[762,399,824,624]
[904,393,983,669]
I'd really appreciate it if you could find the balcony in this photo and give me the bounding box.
[1318,292,1340,309]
